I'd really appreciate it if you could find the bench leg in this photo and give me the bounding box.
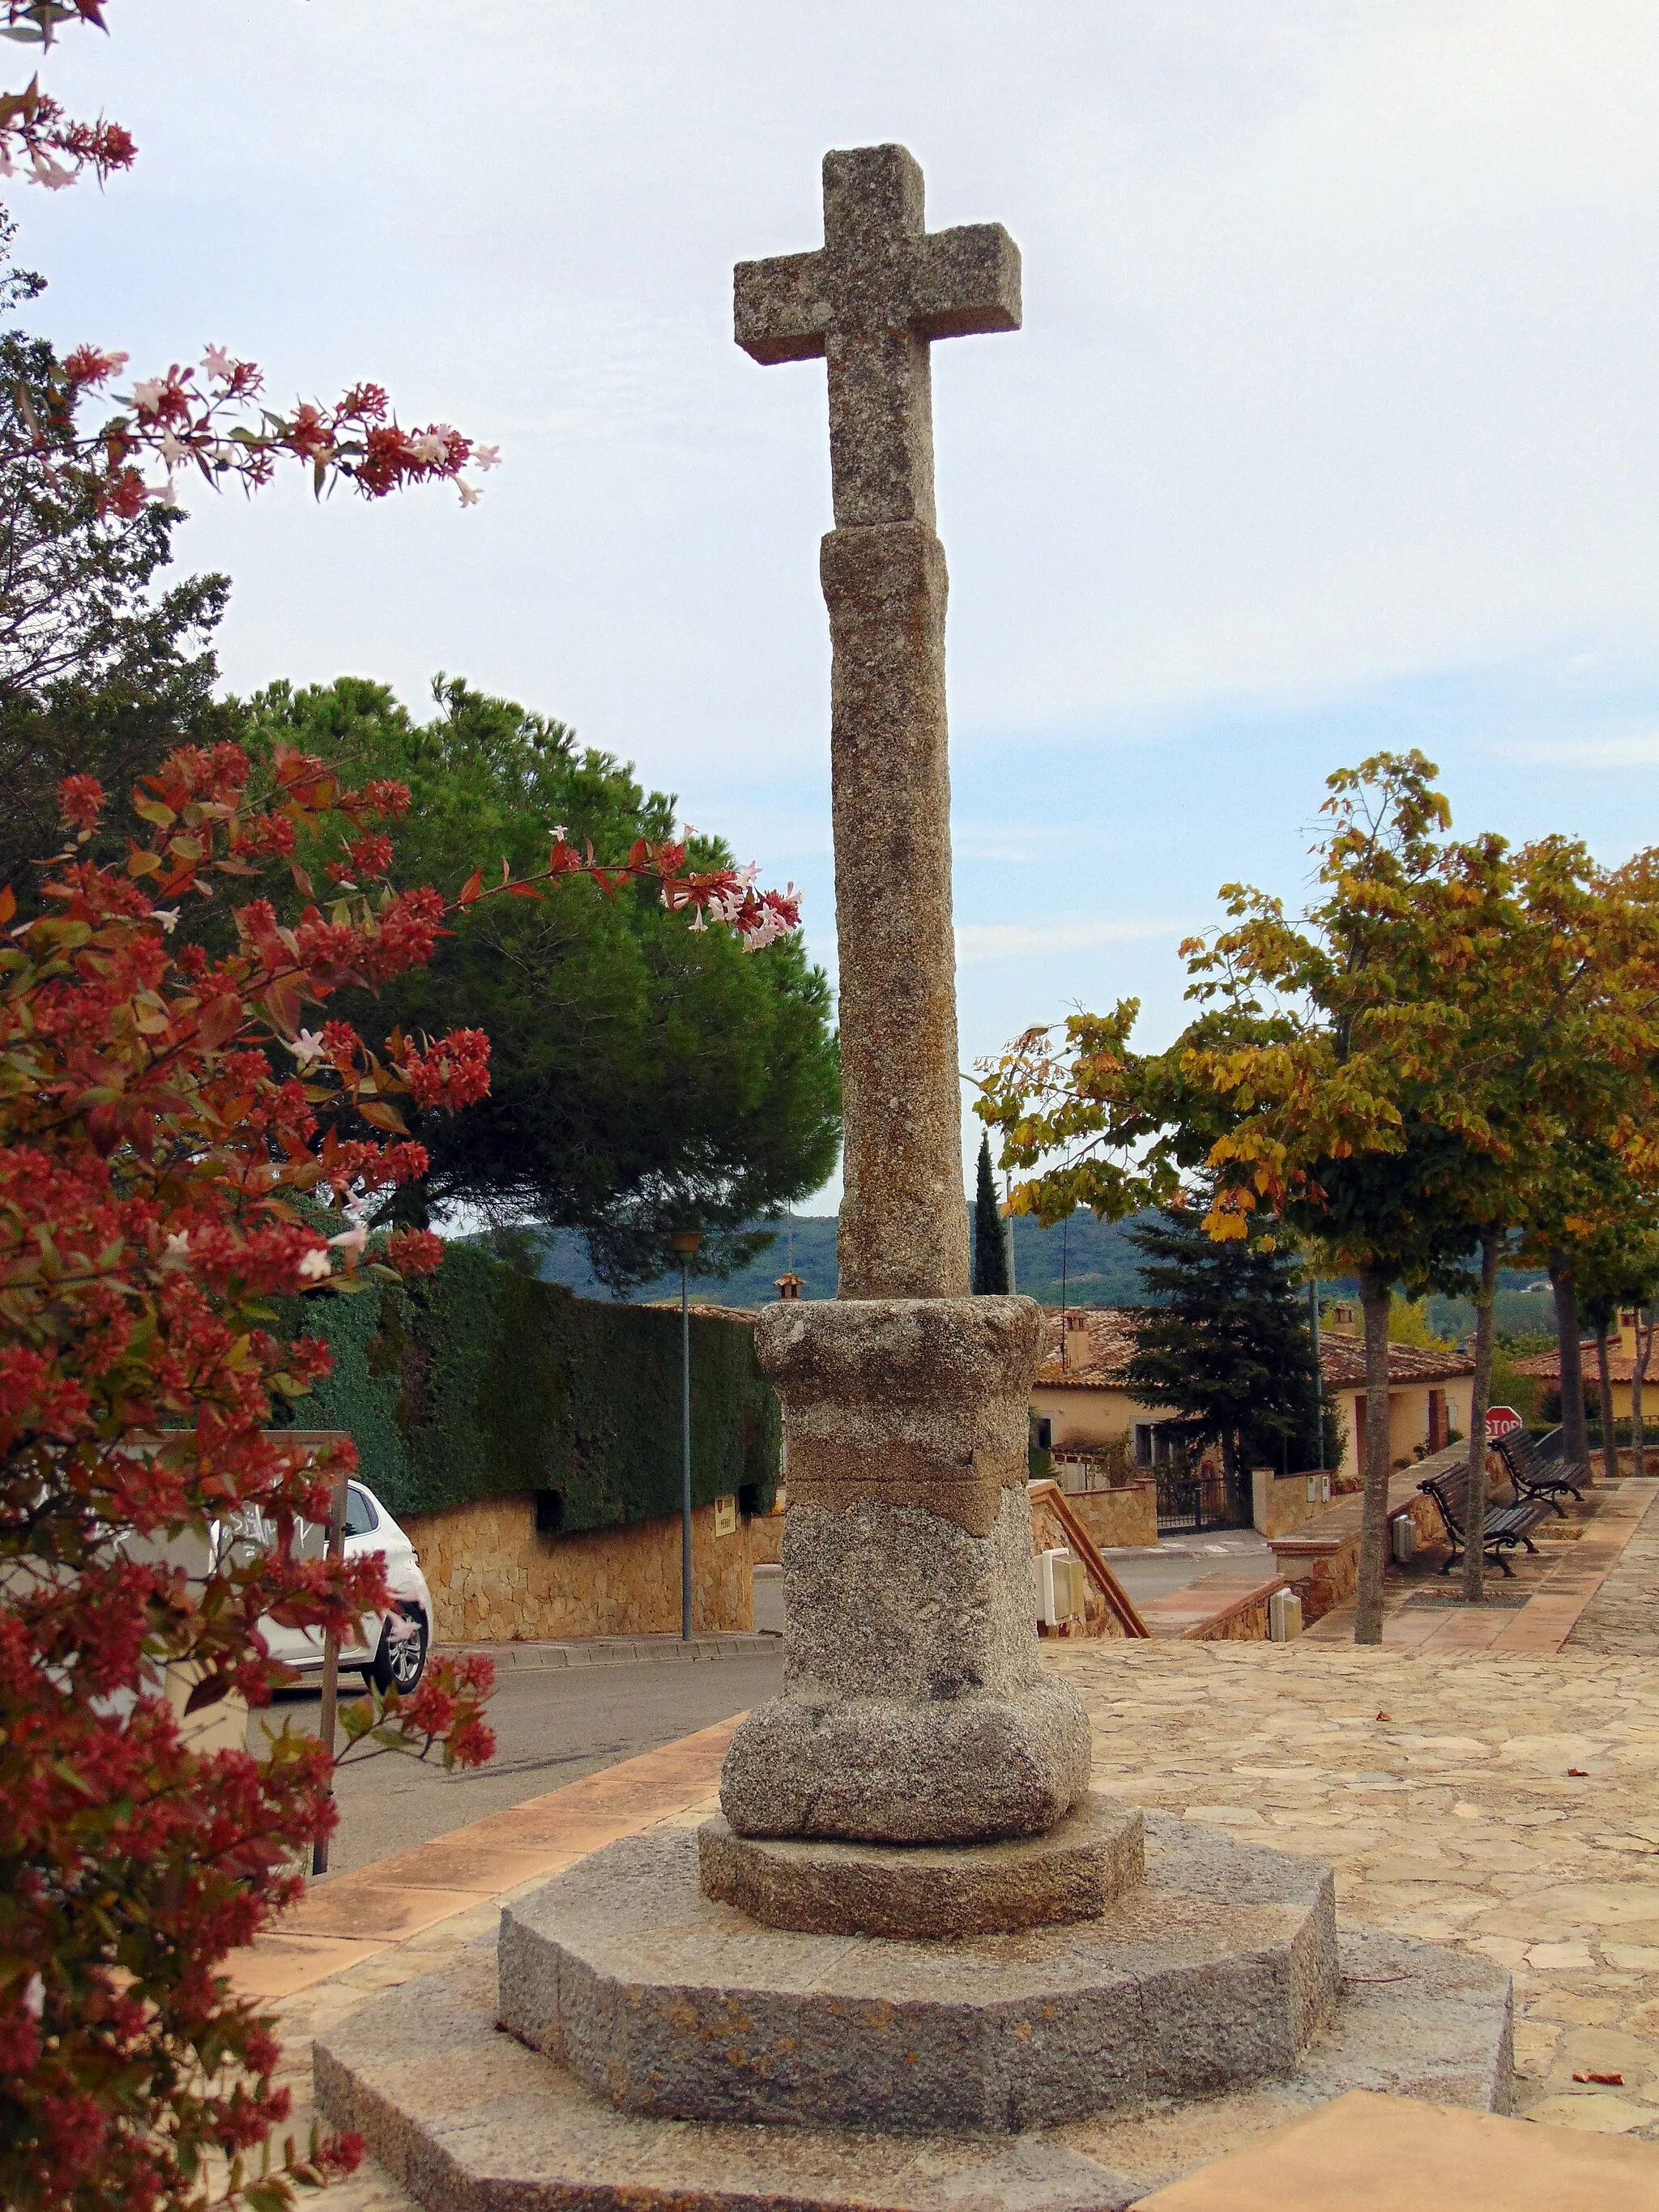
[1439,1549,1460,1575]
[1520,1534,1538,1554]
[1546,1496,1567,1517]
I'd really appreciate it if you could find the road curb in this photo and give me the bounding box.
[435,1630,783,1673]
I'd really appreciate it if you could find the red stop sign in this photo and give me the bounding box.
[1486,1405,1524,1439]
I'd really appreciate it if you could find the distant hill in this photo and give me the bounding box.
[523,1209,1155,1309]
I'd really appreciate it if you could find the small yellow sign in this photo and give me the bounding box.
[714,1494,738,1538]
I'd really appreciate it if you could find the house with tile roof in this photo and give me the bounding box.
[1310,1306,1473,1481]
[1509,1306,1650,1418]
[1030,1303,1475,1487]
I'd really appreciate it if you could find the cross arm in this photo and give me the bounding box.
[735,248,831,364]
[911,223,1021,341]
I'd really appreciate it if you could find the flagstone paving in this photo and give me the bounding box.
[264,1628,1659,2208]
[1569,1485,1659,1657]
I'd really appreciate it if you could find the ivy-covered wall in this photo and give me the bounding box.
[282,1244,779,1532]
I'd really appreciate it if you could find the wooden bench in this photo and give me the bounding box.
[1492,1426,1587,1516]
[1417,1463,1547,1576]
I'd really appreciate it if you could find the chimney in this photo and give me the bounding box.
[774,1271,804,1302]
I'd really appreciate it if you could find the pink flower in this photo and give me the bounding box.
[131,377,168,414]
[296,1248,332,1283]
[473,445,501,471]
[457,480,480,507]
[328,1222,369,1256]
[202,344,234,380]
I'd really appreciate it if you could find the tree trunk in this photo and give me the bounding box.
[1597,1327,1617,1482]
[1633,1311,1650,1480]
[1461,1227,1500,1605]
[1549,1249,1589,1468]
[1354,1268,1394,1644]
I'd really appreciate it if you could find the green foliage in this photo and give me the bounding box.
[1126,1189,1321,1477]
[972,1133,1009,1294]
[0,222,233,905]
[1387,1294,1456,1351]
[235,676,841,1288]
[284,1241,779,1528]
[1489,1344,1542,1423]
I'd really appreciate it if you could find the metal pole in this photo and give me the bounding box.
[310,1455,348,1878]
[1004,1172,1017,1294]
[1308,1278,1324,1470]
[680,1256,693,1642]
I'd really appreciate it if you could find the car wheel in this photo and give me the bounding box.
[371,1609,428,1694]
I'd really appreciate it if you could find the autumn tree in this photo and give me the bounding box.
[983,756,1524,1641]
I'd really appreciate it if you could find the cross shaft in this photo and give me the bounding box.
[736,145,1021,529]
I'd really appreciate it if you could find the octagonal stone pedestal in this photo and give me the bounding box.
[314,1810,1515,2211]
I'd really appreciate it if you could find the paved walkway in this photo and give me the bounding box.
[1306,1477,1658,1654]
[1570,1483,1659,1657]
[241,1481,1659,2206]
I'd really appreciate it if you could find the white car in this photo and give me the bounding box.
[248,1478,434,1696]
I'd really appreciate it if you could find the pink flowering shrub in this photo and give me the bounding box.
[0,740,800,2210]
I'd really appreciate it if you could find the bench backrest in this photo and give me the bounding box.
[1421,1467,1471,1526]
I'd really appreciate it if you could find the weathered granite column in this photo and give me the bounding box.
[719,146,1092,1857]
[735,142,1015,1301]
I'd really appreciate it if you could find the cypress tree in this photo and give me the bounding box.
[972,1132,1010,1294]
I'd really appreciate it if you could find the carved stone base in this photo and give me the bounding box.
[696,1793,1144,1938]
[497,1813,1341,2137]
[723,1296,1092,1844]
[314,1819,1513,2211]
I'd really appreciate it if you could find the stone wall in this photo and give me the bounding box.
[749,1506,784,1566]
[403,1494,755,1644]
[1030,1485,1132,1639]
[1251,1469,1333,1541]
[1066,1481,1158,1550]
[1268,1464,1447,1624]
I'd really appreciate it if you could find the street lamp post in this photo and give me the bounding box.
[669,1229,703,1642]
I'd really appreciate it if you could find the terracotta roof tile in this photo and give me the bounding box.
[1317,1335,1473,1388]
[1511,1339,1647,1383]
[1031,1307,1473,1392]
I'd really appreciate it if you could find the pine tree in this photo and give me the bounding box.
[1127,1189,1319,1479]
[972,1132,1009,1294]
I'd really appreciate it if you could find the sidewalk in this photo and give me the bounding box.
[1306,1477,1659,1652]
[232,1714,742,2002]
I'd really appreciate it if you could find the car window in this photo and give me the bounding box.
[344,1485,379,1536]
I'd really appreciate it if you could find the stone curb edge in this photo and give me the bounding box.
[435,1631,783,1672]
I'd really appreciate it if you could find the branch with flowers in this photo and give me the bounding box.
[0,5,132,190]
[34,343,501,516]
[0,731,801,2211]
[0,5,497,510]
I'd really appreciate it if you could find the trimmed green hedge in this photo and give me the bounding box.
[281,1243,779,1531]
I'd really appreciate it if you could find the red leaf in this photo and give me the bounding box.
[356,1099,410,1135]
[507,883,544,900]
[458,868,484,907]
[0,884,13,926]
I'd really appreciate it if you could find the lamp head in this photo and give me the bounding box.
[669,1229,703,1258]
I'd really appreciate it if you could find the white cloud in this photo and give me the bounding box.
[1508,731,1659,769]
[22,0,1659,784]
[955,919,1186,965]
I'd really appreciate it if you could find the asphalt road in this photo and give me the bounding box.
[1106,1530,1274,1605]
[251,1537,1269,1879]
[253,1648,783,1877]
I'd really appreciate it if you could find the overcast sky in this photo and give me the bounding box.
[19,2,1659,1210]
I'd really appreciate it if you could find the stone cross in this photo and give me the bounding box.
[736,144,1021,1299]
[719,149,1089,1857]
